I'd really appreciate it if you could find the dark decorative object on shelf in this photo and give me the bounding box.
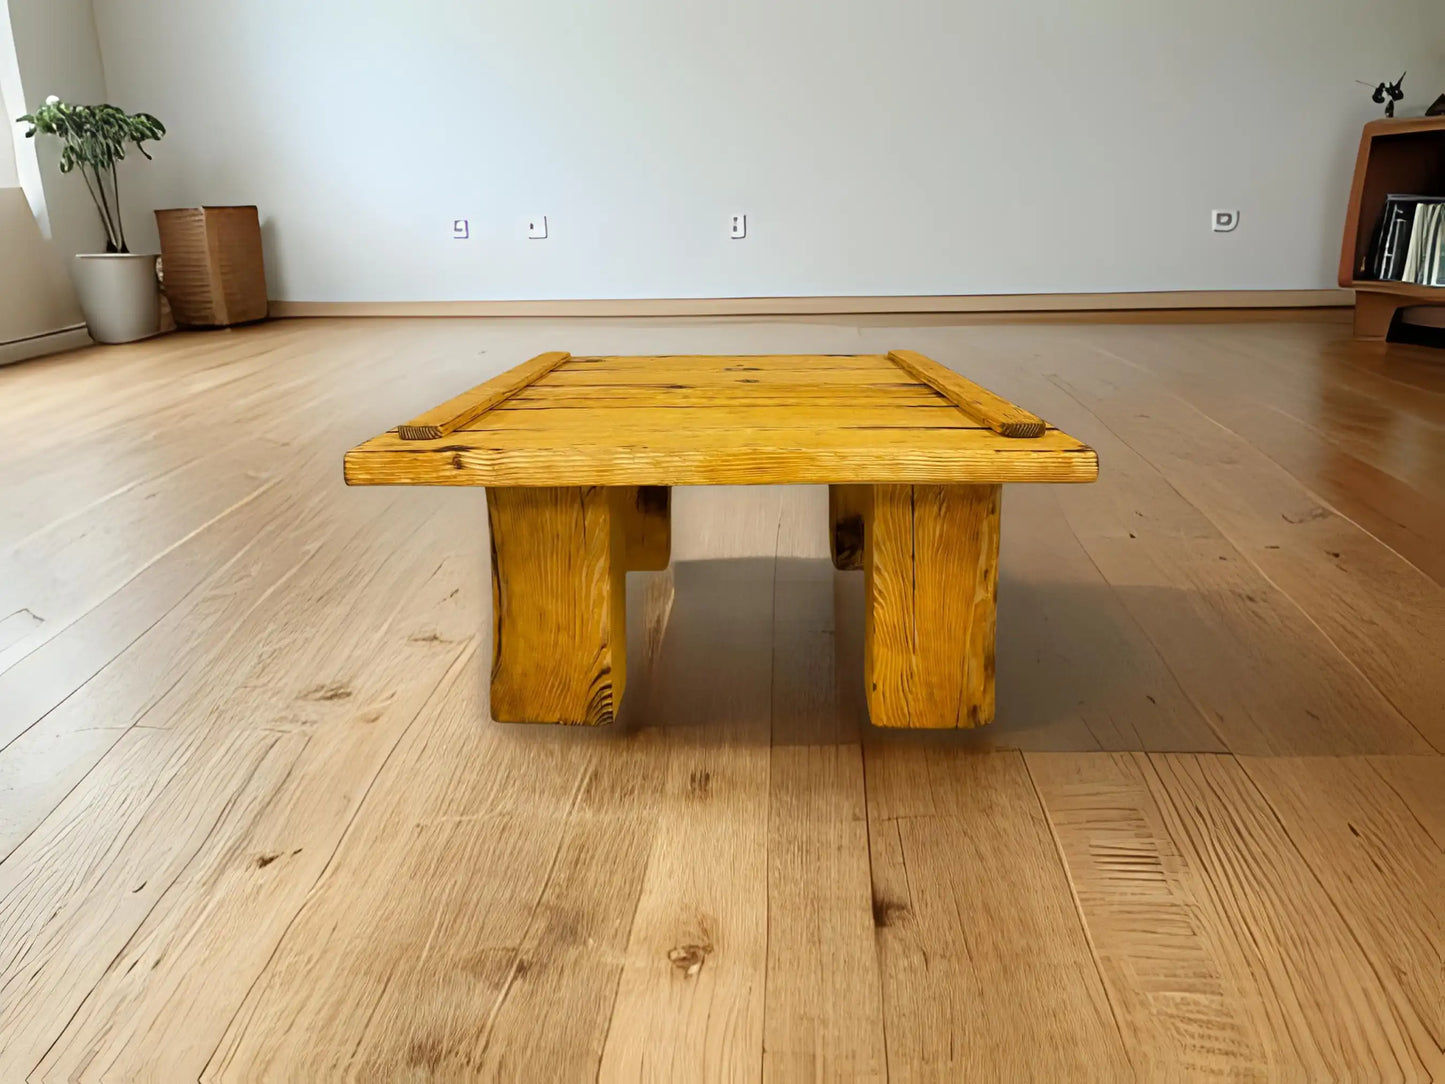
[1359,73,1406,117]
[1428,93,1445,117]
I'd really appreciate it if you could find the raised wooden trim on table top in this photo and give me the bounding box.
[397,350,1046,441]
[886,350,1045,437]
[396,351,570,439]
[348,351,1098,487]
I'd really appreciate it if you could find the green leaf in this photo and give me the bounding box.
[13,97,166,241]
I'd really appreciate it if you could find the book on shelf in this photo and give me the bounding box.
[1364,194,1445,285]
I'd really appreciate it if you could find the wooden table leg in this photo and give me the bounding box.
[486,485,671,724]
[616,485,671,570]
[861,483,1001,728]
[829,484,869,571]
[486,486,630,724]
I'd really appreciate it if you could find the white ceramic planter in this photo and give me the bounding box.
[72,253,162,344]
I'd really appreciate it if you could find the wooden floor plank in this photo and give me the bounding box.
[207,659,614,1078]
[1027,751,1435,1081]
[863,740,1132,1079]
[1093,323,1445,499]
[1239,756,1444,1071]
[0,726,309,1081]
[27,531,477,1082]
[0,439,283,674]
[0,484,442,860]
[597,559,774,1083]
[1085,328,1445,583]
[204,527,675,1082]
[0,316,1439,1081]
[993,485,1223,751]
[763,558,887,1082]
[1367,755,1445,851]
[1046,353,1445,751]
[899,340,1431,756]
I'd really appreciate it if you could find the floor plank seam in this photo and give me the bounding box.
[1045,498,1232,753]
[473,747,600,1069]
[1042,369,1439,756]
[198,637,477,1080]
[1363,759,1445,851]
[26,731,293,1083]
[0,477,283,681]
[1231,755,1442,1070]
[1,495,367,865]
[1020,752,1138,1079]
[1083,341,1442,585]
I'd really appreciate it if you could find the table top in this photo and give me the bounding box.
[343,350,1098,487]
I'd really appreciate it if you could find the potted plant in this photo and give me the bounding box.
[16,96,166,343]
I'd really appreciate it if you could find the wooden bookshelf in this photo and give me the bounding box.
[1339,116,1445,340]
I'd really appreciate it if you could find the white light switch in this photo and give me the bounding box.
[730,213,747,239]
[1211,209,1239,233]
[527,215,548,239]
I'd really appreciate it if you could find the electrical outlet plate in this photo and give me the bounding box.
[730,213,746,239]
[527,215,548,239]
[1211,209,1239,233]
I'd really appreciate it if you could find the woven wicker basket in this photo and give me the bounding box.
[154,206,268,327]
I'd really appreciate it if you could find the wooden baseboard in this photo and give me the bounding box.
[0,325,91,367]
[268,289,1352,320]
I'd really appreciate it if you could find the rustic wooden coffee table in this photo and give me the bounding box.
[345,350,1097,728]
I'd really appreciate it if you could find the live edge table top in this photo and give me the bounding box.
[343,350,1098,488]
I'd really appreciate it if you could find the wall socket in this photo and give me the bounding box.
[1211,209,1239,233]
[527,215,548,239]
[730,213,747,239]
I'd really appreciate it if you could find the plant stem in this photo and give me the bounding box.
[90,164,119,251]
[77,165,112,248]
[110,164,127,253]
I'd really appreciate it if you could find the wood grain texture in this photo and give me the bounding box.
[396,350,570,439]
[1028,752,1438,1080]
[953,342,1435,757]
[863,742,1131,1078]
[1353,290,1403,340]
[616,484,671,571]
[764,559,887,1081]
[1045,347,1445,751]
[349,350,1097,486]
[1,316,1441,1081]
[596,559,774,1082]
[347,429,1098,487]
[1367,755,1445,851]
[990,484,1227,752]
[487,485,625,724]
[864,484,1001,728]
[888,348,1048,436]
[1240,756,1444,1068]
[828,483,868,571]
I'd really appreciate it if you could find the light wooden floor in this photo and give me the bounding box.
[1,315,1442,1082]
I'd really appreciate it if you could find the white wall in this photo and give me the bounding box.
[7,0,111,259]
[93,0,1445,303]
[0,187,85,350]
[0,0,86,359]
[0,98,16,187]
